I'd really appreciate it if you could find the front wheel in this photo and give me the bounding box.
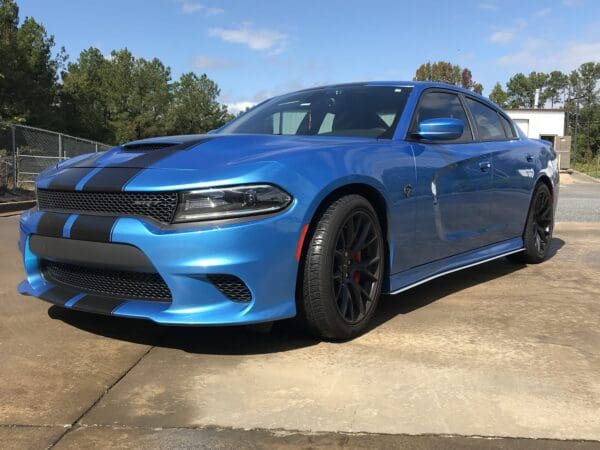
[300,195,384,340]
[508,182,554,264]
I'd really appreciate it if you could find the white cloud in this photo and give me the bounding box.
[535,7,552,16]
[223,82,315,115]
[208,24,288,53]
[478,1,498,10]
[175,0,223,16]
[497,38,600,71]
[489,18,527,44]
[513,17,528,29]
[193,55,232,69]
[496,38,545,65]
[205,7,224,16]
[554,41,600,68]
[490,30,515,43]
[177,0,203,14]
[226,101,256,114]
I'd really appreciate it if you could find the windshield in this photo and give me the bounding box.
[218,85,413,139]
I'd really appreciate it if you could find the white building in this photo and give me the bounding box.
[505,109,565,142]
[505,109,570,169]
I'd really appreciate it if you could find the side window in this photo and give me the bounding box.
[377,111,397,127]
[499,114,517,139]
[412,91,472,142]
[318,112,335,134]
[465,98,507,141]
[272,111,308,135]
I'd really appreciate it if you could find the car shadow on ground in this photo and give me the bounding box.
[48,237,565,354]
[371,237,565,331]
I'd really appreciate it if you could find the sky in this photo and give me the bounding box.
[17,0,600,113]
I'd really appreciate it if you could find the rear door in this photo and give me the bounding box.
[463,97,536,242]
[409,90,495,267]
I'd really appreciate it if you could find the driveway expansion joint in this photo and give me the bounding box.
[46,345,155,449]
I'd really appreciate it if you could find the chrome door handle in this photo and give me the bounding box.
[479,161,491,172]
[526,154,534,162]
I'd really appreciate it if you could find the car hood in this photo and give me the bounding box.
[66,134,374,171]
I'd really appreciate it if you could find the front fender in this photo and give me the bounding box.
[300,175,392,226]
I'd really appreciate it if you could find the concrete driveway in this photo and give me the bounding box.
[1,175,599,449]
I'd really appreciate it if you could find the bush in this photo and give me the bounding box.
[572,159,600,178]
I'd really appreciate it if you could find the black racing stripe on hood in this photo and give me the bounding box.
[47,167,96,191]
[36,212,70,238]
[47,152,105,191]
[79,168,142,192]
[39,285,80,306]
[71,295,126,315]
[68,215,117,243]
[82,137,214,192]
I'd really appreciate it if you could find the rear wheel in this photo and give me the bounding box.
[301,195,384,340]
[508,183,553,264]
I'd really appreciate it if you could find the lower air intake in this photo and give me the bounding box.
[42,260,172,301]
[207,274,252,302]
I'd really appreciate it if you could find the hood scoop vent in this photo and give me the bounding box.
[122,142,179,152]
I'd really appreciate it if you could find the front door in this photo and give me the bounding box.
[407,90,494,268]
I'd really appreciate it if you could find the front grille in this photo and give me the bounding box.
[37,189,178,224]
[207,274,252,302]
[42,260,172,301]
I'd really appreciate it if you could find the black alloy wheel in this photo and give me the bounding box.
[301,195,384,340]
[508,182,554,264]
[531,186,553,256]
[332,210,381,324]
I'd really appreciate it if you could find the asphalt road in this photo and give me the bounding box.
[556,172,600,222]
[0,175,599,449]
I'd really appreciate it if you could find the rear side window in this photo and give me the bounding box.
[273,111,308,135]
[411,91,472,142]
[465,98,507,141]
[500,114,517,139]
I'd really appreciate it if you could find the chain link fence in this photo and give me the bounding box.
[0,124,112,189]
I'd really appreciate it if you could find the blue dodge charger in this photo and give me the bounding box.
[18,82,559,339]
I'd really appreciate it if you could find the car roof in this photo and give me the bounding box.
[288,81,499,109]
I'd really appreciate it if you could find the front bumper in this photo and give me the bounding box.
[18,207,301,325]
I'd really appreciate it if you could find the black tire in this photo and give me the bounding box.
[301,195,384,340]
[508,183,554,264]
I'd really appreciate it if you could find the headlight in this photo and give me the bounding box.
[174,184,292,223]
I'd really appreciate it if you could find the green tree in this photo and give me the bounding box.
[415,61,460,85]
[461,68,473,90]
[542,71,568,107]
[528,71,549,107]
[63,49,173,142]
[505,71,550,108]
[61,47,113,142]
[0,0,65,127]
[166,72,232,135]
[567,62,600,161]
[489,82,509,107]
[506,73,532,108]
[61,47,232,143]
[574,62,600,107]
[414,61,483,93]
[128,56,172,140]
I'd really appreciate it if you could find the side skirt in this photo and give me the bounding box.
[387,237,523,295]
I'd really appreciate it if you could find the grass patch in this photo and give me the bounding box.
[572,160,600,179]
